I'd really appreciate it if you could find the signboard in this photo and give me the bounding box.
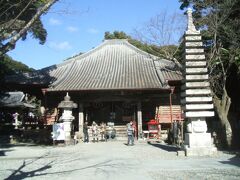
[52,123,65,140]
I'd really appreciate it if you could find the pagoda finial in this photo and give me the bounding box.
[186,8,199,34]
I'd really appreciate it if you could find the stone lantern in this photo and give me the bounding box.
[58,92,77,144]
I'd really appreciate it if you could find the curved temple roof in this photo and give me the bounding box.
[47,39,181,91]
[5,39,182,91]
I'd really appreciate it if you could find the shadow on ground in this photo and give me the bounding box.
[0,135,50,157]
[4,153,53,180]
[0,149,13,156]
[147,141,180,152]
[4,155,127,180]
[220,155,240,167]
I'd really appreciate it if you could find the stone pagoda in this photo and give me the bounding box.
[58,92,78,145]
[181,8,216,156]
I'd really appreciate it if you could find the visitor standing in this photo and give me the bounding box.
[92,121,99,142]
[100,121,107,141]
[127,121,134,146]
[83,121,89,143]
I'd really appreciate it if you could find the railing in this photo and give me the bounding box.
[155,105,184,123]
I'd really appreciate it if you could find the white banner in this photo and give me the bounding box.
[52,123,65,140]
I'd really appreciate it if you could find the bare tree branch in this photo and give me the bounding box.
[133,11,186,69]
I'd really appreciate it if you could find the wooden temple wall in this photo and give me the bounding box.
[42,91,182,130]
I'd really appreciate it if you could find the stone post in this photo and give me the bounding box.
[78,103,84,139]
[58,93,77,145]
[181,8,216,156]
[137,101,143,138]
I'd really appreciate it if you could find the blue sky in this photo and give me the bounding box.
[8,0,184,70]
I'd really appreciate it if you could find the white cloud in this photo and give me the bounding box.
[67,26,79,32]
[49,18,62,25]
[87,28,99,34]
[49,41,72,50]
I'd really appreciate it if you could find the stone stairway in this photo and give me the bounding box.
[114,125,127,140]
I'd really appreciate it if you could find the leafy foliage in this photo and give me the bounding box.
[0,55,33,81]
[104,31,181,61]
[0,0,49,44]
[0,0,57,55]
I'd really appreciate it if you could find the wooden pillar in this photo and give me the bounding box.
[78,103,84,138]
[137,101,142,138]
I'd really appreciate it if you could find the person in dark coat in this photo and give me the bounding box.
[83,121,89,143]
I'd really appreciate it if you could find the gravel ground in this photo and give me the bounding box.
[0,141,240,180]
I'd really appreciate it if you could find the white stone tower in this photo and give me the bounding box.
[181,8,216,156]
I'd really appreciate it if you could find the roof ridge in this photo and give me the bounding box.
[44,39,149,69]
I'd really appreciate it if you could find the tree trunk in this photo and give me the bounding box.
[213,86,232,148]
[0,0,58,56]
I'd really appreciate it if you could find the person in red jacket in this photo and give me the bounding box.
[132,120,137,139]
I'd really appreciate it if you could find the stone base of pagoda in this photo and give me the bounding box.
[183,118,217,156]
[184,133,217,156]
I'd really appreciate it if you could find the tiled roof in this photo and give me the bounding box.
[0,92,35,108]
[47,39,182,91]
[5,62,72,85]
[5,39,182,91]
